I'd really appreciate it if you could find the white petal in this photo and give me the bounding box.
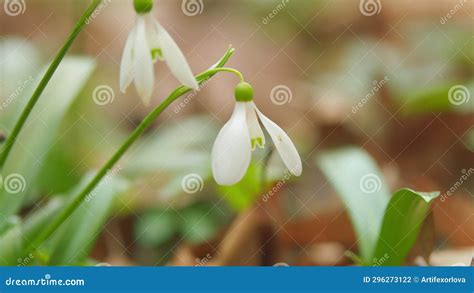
[155,22,198,89]
[133,16,154,105]
[245,102,265,150]
[144,14,162,62]
[212,103,252,185]
[120,20,137,93]
[256,109,302,176]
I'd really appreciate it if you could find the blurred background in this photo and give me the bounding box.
[0,0,472,266]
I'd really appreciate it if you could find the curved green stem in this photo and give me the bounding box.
[29,47,235,249]
[206,67,245,82]
[0,0,103,170]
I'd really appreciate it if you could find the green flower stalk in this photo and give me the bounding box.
[0,0,103,170]
[29,47,236,250]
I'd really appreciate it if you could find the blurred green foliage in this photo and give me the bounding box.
[317,147,439,265]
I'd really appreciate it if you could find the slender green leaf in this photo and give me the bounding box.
[372,189,439,266]
[316,147,391,262]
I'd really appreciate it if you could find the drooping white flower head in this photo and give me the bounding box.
[120,0,198,105]
[212,82,302,185]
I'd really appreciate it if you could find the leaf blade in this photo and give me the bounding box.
[0,57,96,225]
[372,188,439,266]
[316,147,391,262]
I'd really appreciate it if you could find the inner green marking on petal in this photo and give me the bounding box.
[151,48,163,61]
[251,137,264,150]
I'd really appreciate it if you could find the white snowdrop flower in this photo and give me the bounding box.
[120,0,198,105]
[212,82,302,185]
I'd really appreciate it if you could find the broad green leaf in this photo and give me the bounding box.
[316,147,391,262]
[372,189,439,266]
[0,38,40,123]
[135,209,181,247]
[47,173,129,265]
[0,57,96,226]
[36,144,81,194]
